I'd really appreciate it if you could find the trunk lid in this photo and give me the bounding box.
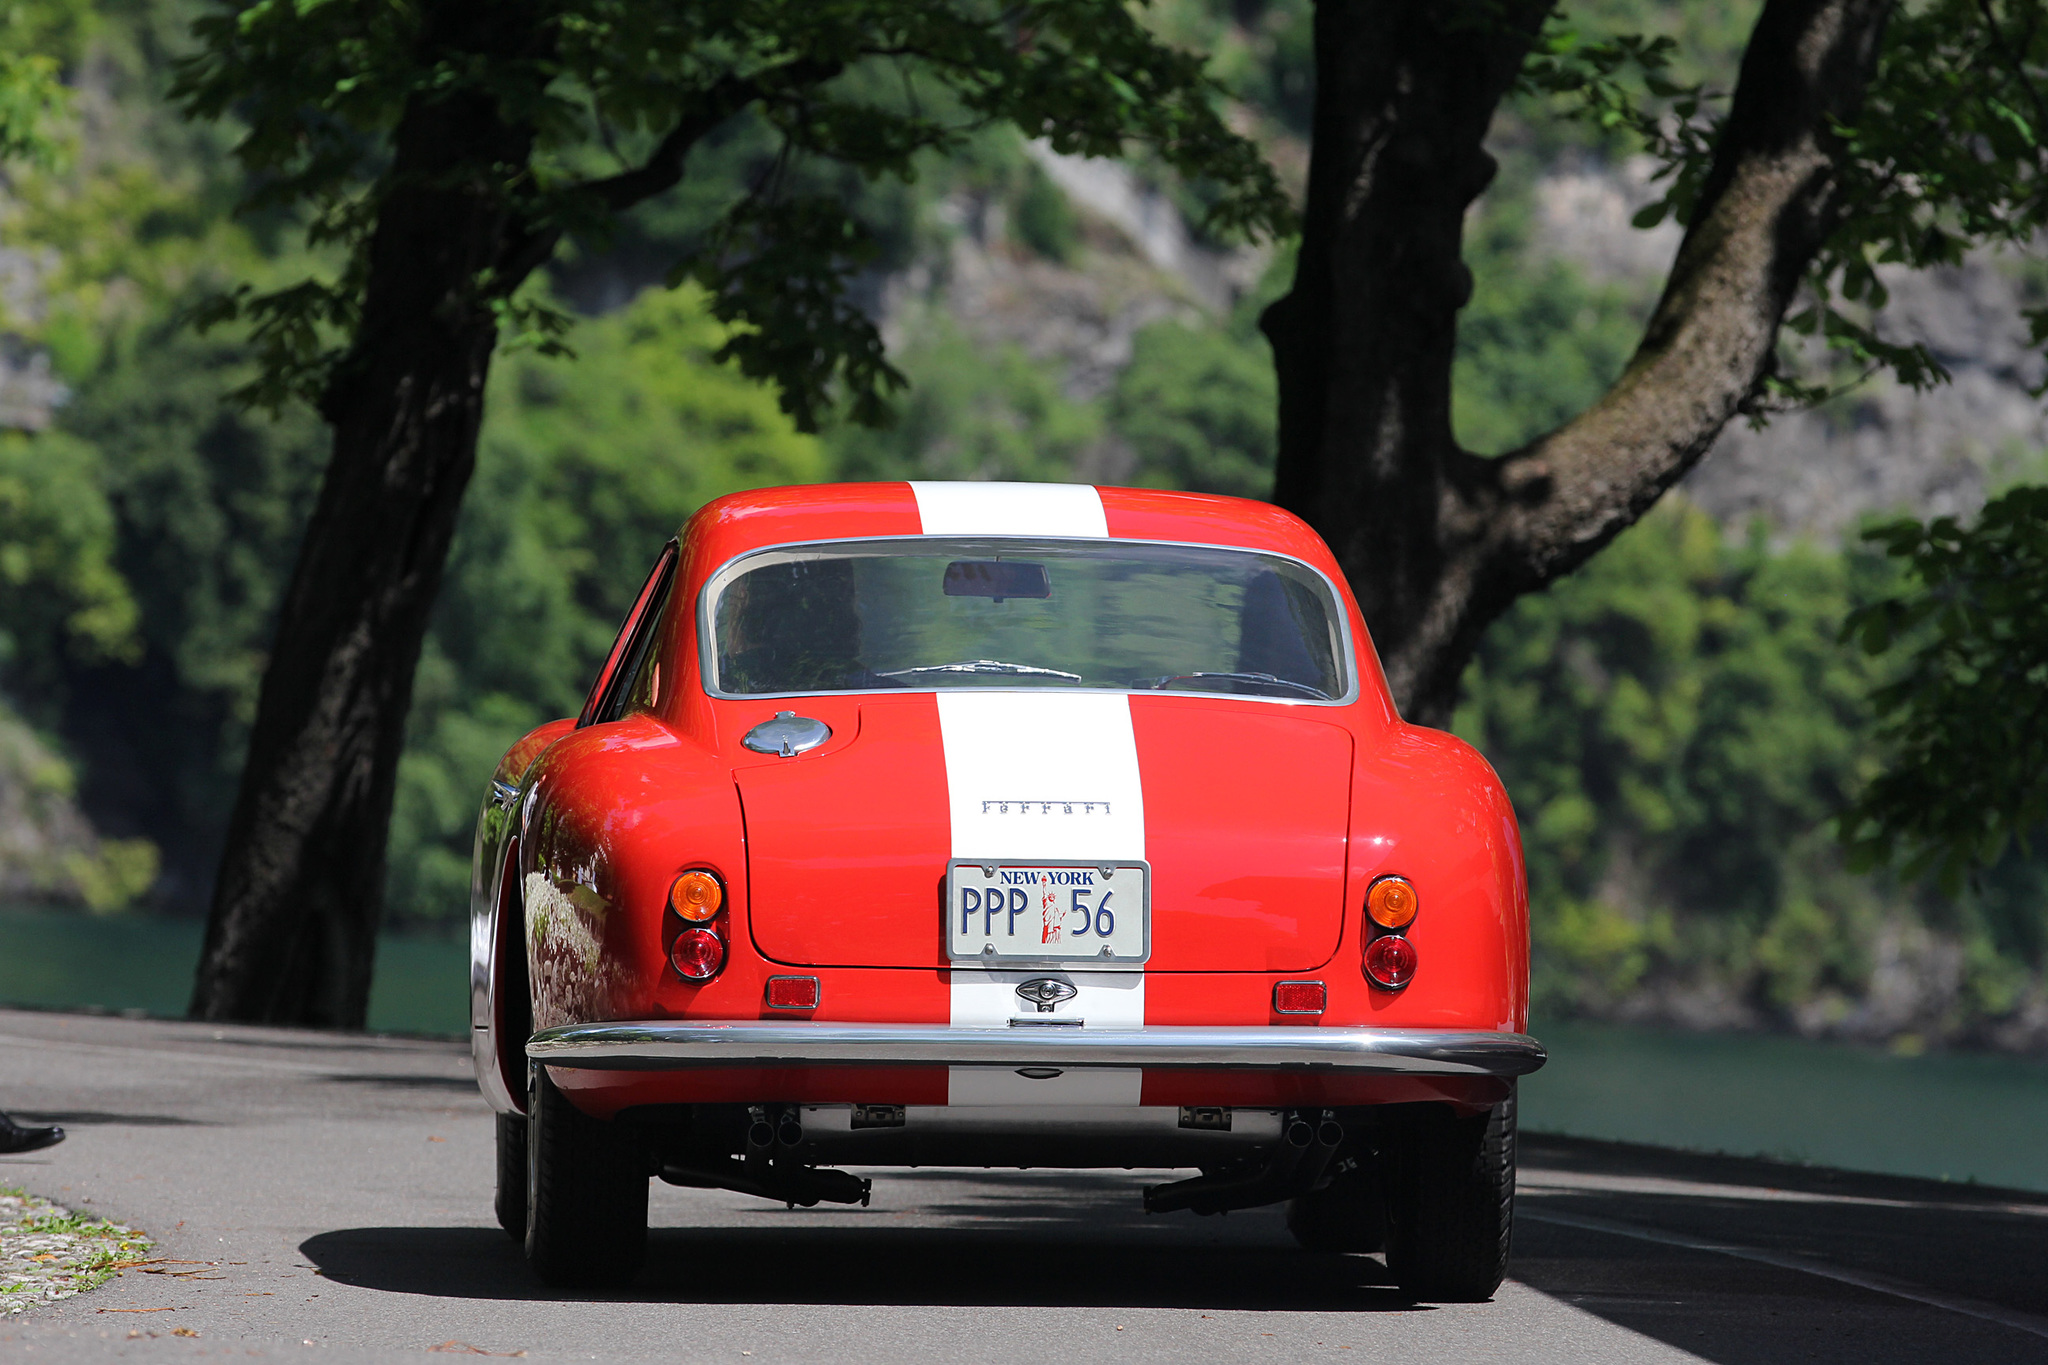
[739,696,1352,971]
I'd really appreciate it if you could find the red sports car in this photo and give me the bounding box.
[470,481,1542,1298]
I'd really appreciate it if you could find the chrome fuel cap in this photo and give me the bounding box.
[742,711,831,757]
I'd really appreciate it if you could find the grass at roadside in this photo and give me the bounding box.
[0,1187,155,1313]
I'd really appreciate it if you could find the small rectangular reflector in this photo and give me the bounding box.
[766,976,821,1010]
[1273,980,1326,1015]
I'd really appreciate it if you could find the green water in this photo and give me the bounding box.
[1521,1017,2048,1193]
[0,905,467,1035]
[3,907,2044,1191]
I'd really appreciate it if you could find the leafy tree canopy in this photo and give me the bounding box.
[0,430,139,710]
[1521,0,2048,405]
[1844,486,2048,889]
[0,0,90,169]
[171,0,1292,429]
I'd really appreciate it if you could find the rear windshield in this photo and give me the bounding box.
[704,537,1349,702]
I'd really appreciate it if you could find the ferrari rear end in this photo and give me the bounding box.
[477,482,1541,1298]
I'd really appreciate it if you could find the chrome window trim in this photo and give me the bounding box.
[694,533,1361,708]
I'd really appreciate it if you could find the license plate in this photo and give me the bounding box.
[946,860,1150,965]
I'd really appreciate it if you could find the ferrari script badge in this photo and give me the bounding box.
[1016,978,1079,1013]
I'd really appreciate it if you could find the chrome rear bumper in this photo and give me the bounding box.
[526,1021,1545,1077]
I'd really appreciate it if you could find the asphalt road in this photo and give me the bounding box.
[1,1007,2044,1364]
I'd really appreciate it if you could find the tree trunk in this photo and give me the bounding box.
[1265,0,1893,727]
[184,0,757,1027]
[189,25,538,1026]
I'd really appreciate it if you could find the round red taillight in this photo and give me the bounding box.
[1364,933,1417,990]
[669,927,725,980]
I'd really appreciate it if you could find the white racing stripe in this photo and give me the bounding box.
[912,484,1144,1085]
[939,693,1146,1035]
[937,693,1145,862]
[949,966,1145,1028]
[947,1066,1144,1107]
[934,684,1147,1075]
[909,481,1108,538]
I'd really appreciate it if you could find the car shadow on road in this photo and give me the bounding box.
[316,1072,484,1091]
[7,1109,211,1127]
[303,1168,1416,1311]
[299,1223,1416,1311]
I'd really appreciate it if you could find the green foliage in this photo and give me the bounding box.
[1111,318,1275,496]
[1558,0,1757,89]
[1013,162,1080,264]
[170,0,1293,427]
[1842,486,2048,889]
[827,320,1101,484]
[0,699,159,912]
[1815,0,2048,393]
[1456,501,1903,1015]
[0,48,66,168]
[1517,0,2048,407]
[1143,0,1314,137]
[0,431,139,707]
[0,0,270,350]
[385,284,827,924]
[52,323,326,882]
[1453,208,1648,453]
[0,0,93,169]
[0,0,284,911]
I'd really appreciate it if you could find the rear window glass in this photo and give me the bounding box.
[704,537,1348,702]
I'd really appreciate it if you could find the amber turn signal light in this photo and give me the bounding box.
[669,869,724,921]
[1366,875,1418,930]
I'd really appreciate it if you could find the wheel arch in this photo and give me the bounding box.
[473,835,533,1114]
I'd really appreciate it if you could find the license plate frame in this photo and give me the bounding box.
[945,858,1151,966]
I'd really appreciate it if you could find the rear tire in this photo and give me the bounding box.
[1286,1158,1386,1253]
[525,1063,649,1288]
[1382,1089,1515,1302]
[494,1111,527,1239]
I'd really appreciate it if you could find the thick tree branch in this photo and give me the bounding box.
[486,74,764,292]
[491,59,847,293]
[582,73,764,213]
[1489,0,1893,592]
[579,57,844,213]
[1264,0,1894,728]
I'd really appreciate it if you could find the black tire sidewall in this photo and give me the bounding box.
[495,1110,527,1240]
[524,1061,649,1287]
[1382,1087,1516,1302]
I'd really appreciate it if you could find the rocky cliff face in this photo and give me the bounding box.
[0,247,64,433]
[878,144,1267,403]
